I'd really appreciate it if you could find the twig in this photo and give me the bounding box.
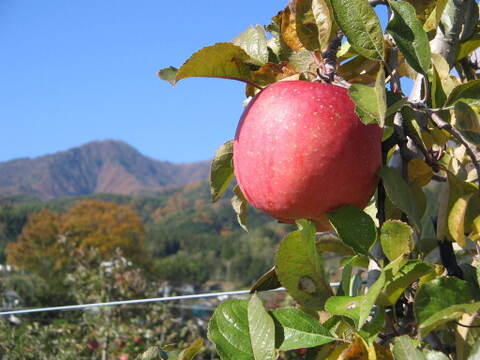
[318,31,344,83]
[393,112,416,177]
[432,175,447,182]
[429,111,480,187]
[455,321,480,329]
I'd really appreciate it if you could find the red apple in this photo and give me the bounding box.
[233,81,382,230]
[296,348,308,355]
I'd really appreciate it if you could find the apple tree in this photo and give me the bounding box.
[159,0,480,358]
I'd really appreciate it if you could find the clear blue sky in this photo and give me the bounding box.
[0,1,283,163]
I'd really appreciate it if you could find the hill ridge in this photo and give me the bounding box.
[0,140,210,199]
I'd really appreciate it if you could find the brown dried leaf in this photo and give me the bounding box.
[252,62,298,86]
[280,6,305,51]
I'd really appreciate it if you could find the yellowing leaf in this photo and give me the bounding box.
[448,194,473,247]
[421,131,434,150]
[232,185,249,231]
[405,0,437,24]
[407,159,433,187]
[423,0,447,32]
[175,43,254,85]
[470,216,480,241]
[457,34,480,60]
[338,56,380,84]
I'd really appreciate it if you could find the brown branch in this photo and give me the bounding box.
[369,0,387,6]
[438,240,464,279]
[429,111,480,187]
[318,31,343,83]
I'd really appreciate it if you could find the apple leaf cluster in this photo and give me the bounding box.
[160,0,480,358]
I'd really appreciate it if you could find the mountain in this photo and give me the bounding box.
[0,140,210,199]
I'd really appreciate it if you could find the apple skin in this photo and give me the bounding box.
[233,81,382,231]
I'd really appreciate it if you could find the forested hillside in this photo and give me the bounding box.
[0,180,291,289]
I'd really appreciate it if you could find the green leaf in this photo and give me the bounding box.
[455,102,480,133]
[275,220,333,311]
[232,185,249,232]
[210,141,234,202]
[392,336,426,360]
[250,267,282,293]
[423,350,450,360]
[348,68,386,125]
[377,166,422,230]
[324,296,362,325]
[430,64,448,108]
[248,294,275,360]
[378,260,434,306]
[468,339,480,360]
[460,1,479,42]
[446,79,480,108]
[271,308,336,350]
[158,66,178,86]
[330,0,384,60]
[419,302,480,338]
[415,277,479,337]
[295,0,333,51]
[207,300,253,360]
[358,270,388,329]
[387,1,431,74]
[232,26,269,66]
[416,277,473,323]
[338,260,353,296]
[175,43,255,85]
[178,338,204,360]
[315,232,355,256]
[385,97,408,119]
[327,205,377,257]
[359,307,385,344]
[457,34,480,60]
[380,220,414,262]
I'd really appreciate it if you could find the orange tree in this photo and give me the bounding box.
[159,0,480,358]
[7,200,146,288]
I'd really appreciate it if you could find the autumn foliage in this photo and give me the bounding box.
[7,200,145,279]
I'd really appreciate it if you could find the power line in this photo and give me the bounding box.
[0,282,341,317]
